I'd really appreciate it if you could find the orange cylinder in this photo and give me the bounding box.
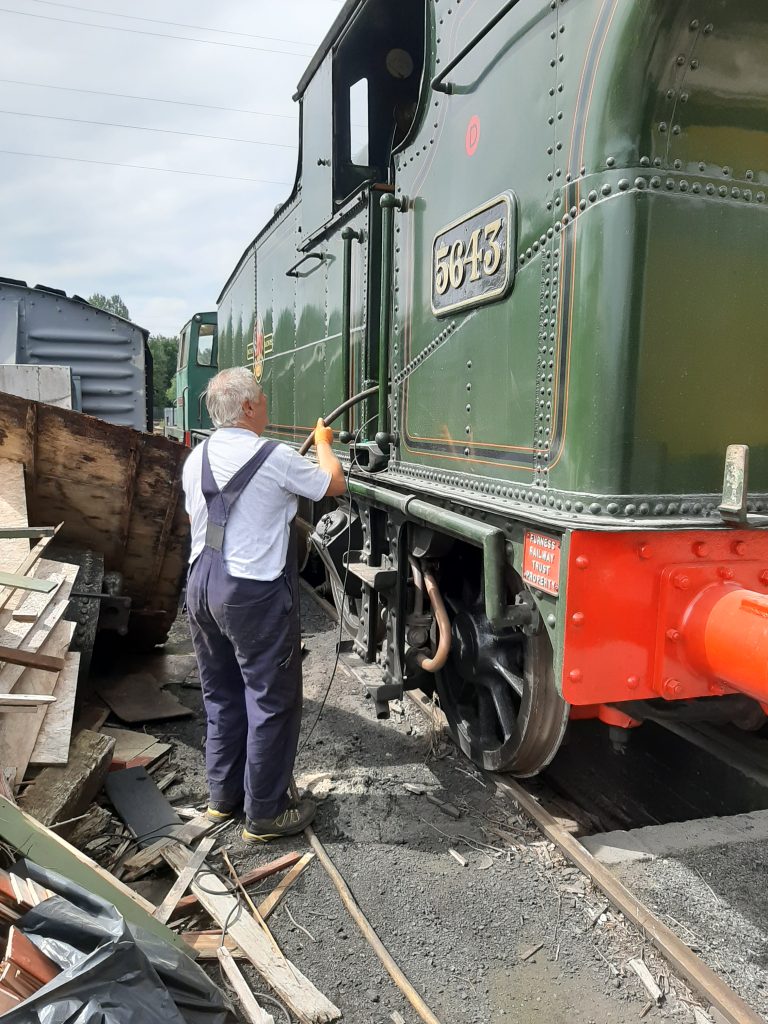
[683,585,768,702]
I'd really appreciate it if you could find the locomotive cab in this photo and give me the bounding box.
[297,0,426,237]
[331,0,426,203]
[166,312,217,446]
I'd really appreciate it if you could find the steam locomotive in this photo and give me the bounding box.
[180,0,768,774]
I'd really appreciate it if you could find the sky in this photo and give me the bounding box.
[0,0,345,335]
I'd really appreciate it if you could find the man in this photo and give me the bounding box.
[182,367,345,842]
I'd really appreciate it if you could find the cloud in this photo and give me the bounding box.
[0,0,338,335]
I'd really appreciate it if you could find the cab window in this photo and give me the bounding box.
[349,77,370,167]
[178,325,191,370]
[333,0,426,204]
[197,324,216,367]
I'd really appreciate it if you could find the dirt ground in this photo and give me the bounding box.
[139,597,728,1024]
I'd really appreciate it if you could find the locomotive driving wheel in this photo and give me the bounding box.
[433,562,568,776]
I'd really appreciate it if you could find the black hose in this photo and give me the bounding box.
[298,384,380,455]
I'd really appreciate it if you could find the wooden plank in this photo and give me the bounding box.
[217,947,276,1024]
[163,844,341,1024]
[11,611,41,624]
[491,774,764,1024]
[0,529,55,540]
[154,833,217,924]
[0,619,75,785]
[168,851,303,923]
[122,817,213,881]
[105,766,181,847]
[75,700,110,733]
[0,795,189,951]
[0,461,28,574]
[0,694,55,707]
[0,646,64,673]
[29,652,79,766]
[5,926,59,985]
[629,958,664,1005]
[0,771,15,804]
[181,931,245,959]
[98,672,193,724]
[0,574,55,594]
[100,726,161,764]
[19,730,115,836]
[258,852,315,921]
[0,528,62,614]
[112,742,172,771]
[0,559,78,690]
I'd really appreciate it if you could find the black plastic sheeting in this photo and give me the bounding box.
[3,859,238,1024]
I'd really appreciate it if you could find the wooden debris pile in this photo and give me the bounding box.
[0,719,336,1022]
[0,869,60,1012]
[0,459,83,805]
[93,761,335,1023]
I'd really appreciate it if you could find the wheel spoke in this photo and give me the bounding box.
[484,676,517,741]
[493,662,525,698]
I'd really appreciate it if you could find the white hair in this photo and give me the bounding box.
[205,367,262,428]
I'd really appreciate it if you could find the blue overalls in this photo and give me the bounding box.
[186,439,303,821]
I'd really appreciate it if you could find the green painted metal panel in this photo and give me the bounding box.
[300,57,333,237]
[201,0,768,524]
[218,251,255,376]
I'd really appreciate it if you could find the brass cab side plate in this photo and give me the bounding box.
[431,192,516,317]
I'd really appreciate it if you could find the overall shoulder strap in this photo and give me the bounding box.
[201,439,280,553]
[220,438,280,506]
[200,441,219,503]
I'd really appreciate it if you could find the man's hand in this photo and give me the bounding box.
[314,418,334,447]
[312,417,345,496]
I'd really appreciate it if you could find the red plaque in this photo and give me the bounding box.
[523,531,561,596]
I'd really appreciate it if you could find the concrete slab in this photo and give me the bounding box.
[582,808,768,864]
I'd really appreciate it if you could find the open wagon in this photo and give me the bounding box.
[0,391,190,651]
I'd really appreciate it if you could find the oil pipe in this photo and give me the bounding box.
[410,557,452,673]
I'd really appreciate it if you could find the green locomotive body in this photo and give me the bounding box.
[166,311,218,444]
[212,0,768,773]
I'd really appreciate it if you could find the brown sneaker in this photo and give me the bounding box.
[242,799,316,843]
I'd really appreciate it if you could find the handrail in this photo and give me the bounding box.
[340,227,363,431]
[378,194,401,436]
[285,251,329,278]
[431,0,521,94]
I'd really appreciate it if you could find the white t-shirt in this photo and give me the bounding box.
[182,428,332,581]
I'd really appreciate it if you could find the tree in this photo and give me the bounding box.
[87,293,131,320]
[148,334,178,414]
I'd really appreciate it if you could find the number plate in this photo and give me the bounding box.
[431,193,515,317]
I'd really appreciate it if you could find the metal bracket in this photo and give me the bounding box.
[719,444,749,526]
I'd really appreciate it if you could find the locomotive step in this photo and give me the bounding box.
[343,561,397,591]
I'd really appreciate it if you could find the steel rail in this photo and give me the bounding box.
[490,773,763,1024]
[396,686,765,1024]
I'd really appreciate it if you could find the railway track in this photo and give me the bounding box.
[301,578,768,1024]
